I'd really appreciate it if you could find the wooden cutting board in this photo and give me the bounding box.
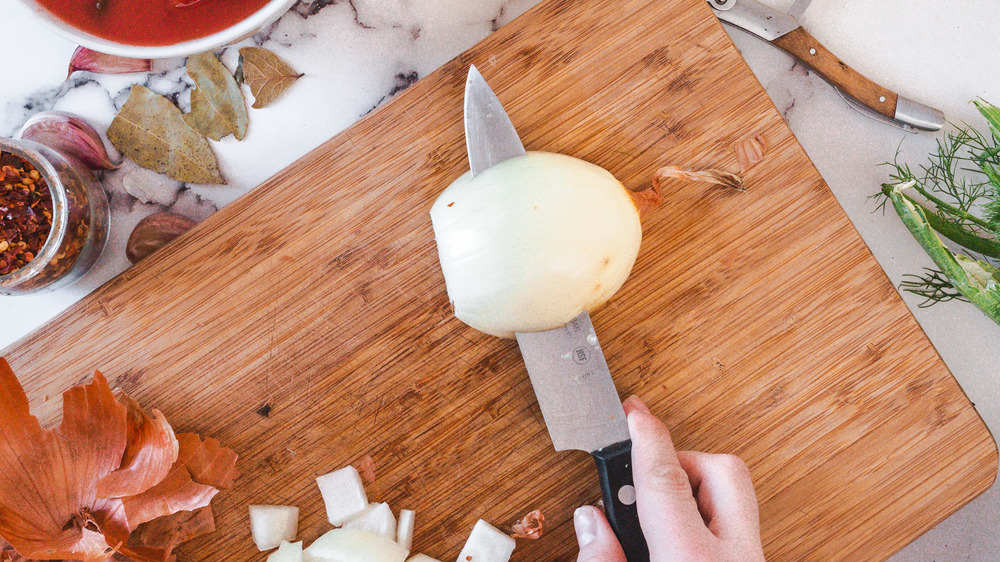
[3,0,996,559]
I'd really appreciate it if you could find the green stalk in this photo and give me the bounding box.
[903,180,995,231]
[882,183,1000,259]
[887,183,1000,323]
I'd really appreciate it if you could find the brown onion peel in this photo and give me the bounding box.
[97,394,180,499]
[0,359,238,562]
[510,509,545,540]
[174,433,240,489]
[0,359,128,561]
[629,164,745,218]
[121,466,219,527]
[653,166,745,192]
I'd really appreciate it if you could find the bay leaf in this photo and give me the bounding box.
[183,52,248,141]
[236,47,303,109]
[107,85,225,185]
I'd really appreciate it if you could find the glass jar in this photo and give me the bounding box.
[0,137,109,295]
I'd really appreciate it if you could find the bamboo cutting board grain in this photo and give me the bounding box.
[2,0,996,559]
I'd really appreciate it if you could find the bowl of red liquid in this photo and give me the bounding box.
[16,0,299,58]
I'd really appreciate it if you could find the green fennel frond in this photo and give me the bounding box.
[899,268,969,307]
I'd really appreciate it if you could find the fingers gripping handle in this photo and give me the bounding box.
[593,440,650,562]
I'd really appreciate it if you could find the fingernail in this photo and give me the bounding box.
[623,395,650,415]
[574,506,597,547]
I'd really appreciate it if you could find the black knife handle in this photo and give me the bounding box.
[592,439,649,562]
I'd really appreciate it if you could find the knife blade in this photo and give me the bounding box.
[516,312,648,561]
[465,65,526,177]
[463,66,649,561]
[706,0,945,132]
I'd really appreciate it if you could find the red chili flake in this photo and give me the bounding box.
[0,154,53,276]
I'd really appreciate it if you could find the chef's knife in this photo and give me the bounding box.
[706,0,945,132]
[464,65,649,561]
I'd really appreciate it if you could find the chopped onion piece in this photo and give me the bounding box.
[316,465,368,525]
[397,509,414,550]
[249,505,299,551]
[304,528,408,562]
[267,540,303,562]
[457,520,515,562]
[407,555,440,562]
[342,502,396,540]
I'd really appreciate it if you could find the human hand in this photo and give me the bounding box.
[575,396,764,562]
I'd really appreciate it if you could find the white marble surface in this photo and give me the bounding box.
[1,0,999,559]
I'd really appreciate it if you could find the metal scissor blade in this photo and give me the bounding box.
[463,65,526,177]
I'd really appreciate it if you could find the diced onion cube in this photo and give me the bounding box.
[407,555,440,562]
[456,520,515,562]
[316,465,369,525]
[249,505,299,551]
[397,509,415,550]
[342,502,396,540]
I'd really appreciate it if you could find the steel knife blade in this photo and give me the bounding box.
[515,311,629,453]
[464,65,526,177]
[463,66,649,561]
[706,0,944,132]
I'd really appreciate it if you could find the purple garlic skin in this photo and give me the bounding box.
[67,46,152,78]
[17,111,122,171]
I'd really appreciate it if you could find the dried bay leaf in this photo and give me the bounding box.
[107,85,225,185]
[183,52,248,141]
[237,47,303,109]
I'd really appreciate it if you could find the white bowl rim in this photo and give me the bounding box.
[14,0,299,59]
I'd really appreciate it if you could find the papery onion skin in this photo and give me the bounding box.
[431,152,641,338]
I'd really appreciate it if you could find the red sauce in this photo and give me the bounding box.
[35,0,274,46]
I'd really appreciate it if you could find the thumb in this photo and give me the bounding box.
[575,506,627,562]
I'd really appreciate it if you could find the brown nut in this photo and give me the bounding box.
[126,212,196,264]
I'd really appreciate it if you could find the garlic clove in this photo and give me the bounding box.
[126,212,197,264]
[17,111,122,170]
[67,46,152,78]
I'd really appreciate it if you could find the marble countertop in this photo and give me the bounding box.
[2,0,998,559]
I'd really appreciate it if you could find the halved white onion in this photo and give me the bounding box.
[431,152,641,338]
[406,555,440,562]
[304,528,409,562]
[267,540,303,562]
